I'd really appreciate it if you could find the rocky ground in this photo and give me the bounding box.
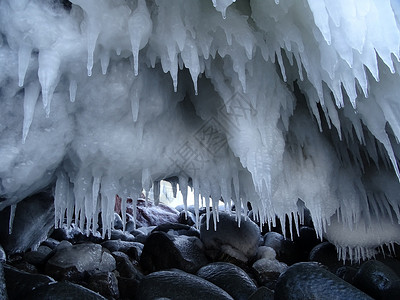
[0,194,400,299]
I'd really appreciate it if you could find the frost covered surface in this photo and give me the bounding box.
[1,0,400,260]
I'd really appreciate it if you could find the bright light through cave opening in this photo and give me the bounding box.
[1,0,400,262]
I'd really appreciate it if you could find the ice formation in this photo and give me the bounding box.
[1,0,400,261]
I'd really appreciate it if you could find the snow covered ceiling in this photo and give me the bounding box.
[1,0,400,260]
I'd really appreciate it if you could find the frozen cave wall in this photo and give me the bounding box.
[1,0,400,261]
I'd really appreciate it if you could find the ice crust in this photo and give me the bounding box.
[1,0,400,260]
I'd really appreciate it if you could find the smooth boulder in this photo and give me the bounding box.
[45,242,115,281]
[25,281,107,300]
[263,232,298,265]
[200,212,260,262]
[275,262,374,300]
[101,240,143,260]
[138,270,234,300]
[140,231,208,274]
[353,260,400,299]
[4,264,55,299]
[197,262,257,300]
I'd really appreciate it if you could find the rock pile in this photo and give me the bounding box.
[0,199,399,299]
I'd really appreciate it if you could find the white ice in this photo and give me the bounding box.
[0,0,400,260]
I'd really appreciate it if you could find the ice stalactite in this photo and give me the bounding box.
[1,0,400,261]
[22,81,40,144]
[128,0,152,76]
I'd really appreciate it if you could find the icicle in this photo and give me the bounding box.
[86,27,99,77]
[205,196,211,230]
[212,0,236,19]
[121,196,127,232]
[38,50,61,117]
[289,212,295,240]
[181,38,200,95]
[18,45,32,87]
[22,81,40,144]
[193,178,200,229]
[100,193,108,239]
[153,180,160,205]
[212,197,218,231]
[172,181,178,198]
[276,50,287,82]
[66,182,74,228]
[92,176,100,231]
[100,50,110,75]
[55,170,69,228]
[179,176,188,218]
[69,79,77,102]
[128,0,152,76]
[141,168,152,200]
[8,204,17,234]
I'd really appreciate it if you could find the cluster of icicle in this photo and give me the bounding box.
[1,0,400,261]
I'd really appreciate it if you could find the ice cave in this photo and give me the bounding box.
[1,0,400,268]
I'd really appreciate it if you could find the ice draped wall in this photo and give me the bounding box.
[1,0,400,260]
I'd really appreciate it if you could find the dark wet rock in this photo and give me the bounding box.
[50,225,81,241]
[50,224,104,244]
[197,262,257,300]
[132,199,179,227]
[248,287,274,300]
[131,226,156,244]
[353,260,400,299]
[275,262,373,300]
[293,226,320,261]
[200,212,260,263]
[110,229,136,242]
[8,257,38,274]
[0,192,54,254]
[133,233,148,244]
[263,232,298,265]
[125,220,138,234]
[140,231,208,274]
[252,258,288,288]
[118,276,140,300]
[0,244,5,262]
[178,210,196,226]
[152,222,200,238]
[4,264,55,299]
[112,251,143,280]
[101,240,143,260]
[336,266,358,284]
[309,241,342,272]
[0,244,6,299]
[114,213,123,230]
[378,256,400,278]
[45,242,116,281]
[0,264,7,300]
[87,271,119,299]
[25,281,107,300]
[138,270,234,300]
[55,240,73,250]
[125,220,134,232]
[24,245,52,266]
[40,238,60,250]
